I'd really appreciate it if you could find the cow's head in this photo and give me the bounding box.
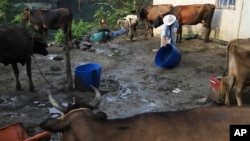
[117,19,130,29]
[153,15,164,28]
[137,7,148,20]
[32,37,48,56]
[40,86,105,139]
[40,108,107,141]
[22,8,31,22]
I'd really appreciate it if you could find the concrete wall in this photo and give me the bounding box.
[17,2,55,9]
[153,0,249,41]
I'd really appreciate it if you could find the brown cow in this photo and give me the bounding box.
[22,8,72,44]
[138,4,173,37]
[154,4,215,43]
[41,93,250,141]
[220,38,250,106]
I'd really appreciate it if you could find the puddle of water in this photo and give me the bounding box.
[118,84,132,98]
[48,103,67,118]
[95,48,114,57]
[48,107,63,118]
[34,100,46,107]
[47,54,58,60]
[35,54,63,61]
[0,96,18,106]
[99,79,120,92]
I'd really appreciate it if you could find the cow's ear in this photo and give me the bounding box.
[40,118,69,132]
[24,8,30,12]
[94,111,107,120]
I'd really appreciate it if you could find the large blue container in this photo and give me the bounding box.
[75,63,102,91]
[155,44,182,68]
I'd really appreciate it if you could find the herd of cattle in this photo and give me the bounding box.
[1,3,250,141]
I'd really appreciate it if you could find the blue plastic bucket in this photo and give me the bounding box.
[75,63,102,91]
[155,44,181,68]
[90,32,105,43]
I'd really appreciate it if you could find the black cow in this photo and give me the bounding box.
[22,8,72,44]
[0,26,48,91]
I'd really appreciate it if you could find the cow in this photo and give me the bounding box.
[22,8,72,44]
[117,15,138,29]
[117,14,138,41]
[137,4,173,37]
[154,4,215,43]
[40,93,250,141]
[220,38,250,106]
[0,26,48,91]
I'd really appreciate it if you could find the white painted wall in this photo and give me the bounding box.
[153,0,249,41]
[16,2,54,9]
[237,0,250,38]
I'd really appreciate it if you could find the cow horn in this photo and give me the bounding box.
[48,85,100,113]
[48,93,67,113]
[89,85,101,107]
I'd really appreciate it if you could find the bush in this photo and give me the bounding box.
[54,20,96,43]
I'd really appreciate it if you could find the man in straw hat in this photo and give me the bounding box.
[161,14,179,46]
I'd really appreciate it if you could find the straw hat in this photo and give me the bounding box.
[163,14,176,25]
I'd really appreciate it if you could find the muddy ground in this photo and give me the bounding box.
[0,31,228,138]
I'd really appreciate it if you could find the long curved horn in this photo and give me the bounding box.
[89,85,101,107]
[48,93,67,113]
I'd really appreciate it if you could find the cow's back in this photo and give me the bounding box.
[38,8,72,29]
[139,4,173,21]
[76,106,250,141]
[228,38,250,68]
[126,106,250,141]
[229,38,250,53]
[0,26,32,65]
[170,4,215,25]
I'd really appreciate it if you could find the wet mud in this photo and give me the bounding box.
[0,31,227,138]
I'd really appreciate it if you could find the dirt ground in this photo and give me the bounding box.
[0,31,227,138]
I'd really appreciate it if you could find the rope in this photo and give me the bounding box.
[32,55,64,92]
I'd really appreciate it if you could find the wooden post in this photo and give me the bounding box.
[65,41,73,90]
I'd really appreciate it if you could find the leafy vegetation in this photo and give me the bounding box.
[0,0,24,25]
[0,0,153,43]
[54,20,97,43]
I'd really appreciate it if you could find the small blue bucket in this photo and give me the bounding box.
[75,63,102,91]
[155,44,181,68]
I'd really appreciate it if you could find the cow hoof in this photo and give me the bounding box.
[30,87,35,92]
[16,86,22,91]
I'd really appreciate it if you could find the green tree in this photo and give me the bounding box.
[54,19,96,43]
[0,0,12,23]
[91,0,152,28]
[0,0,26,26]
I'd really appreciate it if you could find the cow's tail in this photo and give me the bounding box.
[68,22,72,42]
[67,9,73,43]
[220,40,234,100]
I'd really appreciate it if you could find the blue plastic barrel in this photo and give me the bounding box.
[155,44,181,68]
[75,63,102,91]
